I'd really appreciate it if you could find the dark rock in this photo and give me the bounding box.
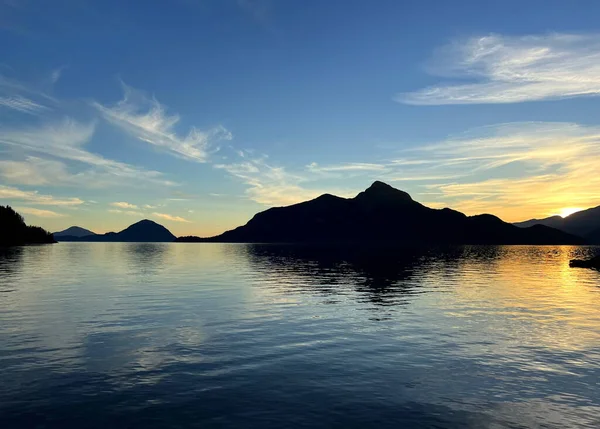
[569,255,600,269]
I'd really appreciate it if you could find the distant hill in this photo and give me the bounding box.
[513,215,565,230]
[54,226,97,238]
[176,181,585,245]
[0,206,56,246]
[60,219,175,242]
[514,205,600,243]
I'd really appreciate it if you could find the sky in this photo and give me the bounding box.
[2,0,600,236]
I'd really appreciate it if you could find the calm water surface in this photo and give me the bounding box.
[1,243,600,428]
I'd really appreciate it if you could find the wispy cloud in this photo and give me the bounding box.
[398,33,600,105]
[0,184,84,206]
[385,175,463,182]
[152,212,190,223]
[0,116,94,154]
[304,158,463,184]
[0,74,177,188]
[0,118,177,187]
[0,156,69,185]
[246,121,600,220]
[0,73,56,113]
[306,162,388,173]
[108,209,143,216]
[402,122,600,220]
[94,83,232,162]
[50,66,67,84]
[111,201,138,209]
[215,156,354,206]
[14,207,65,218]
[0,95,48,114]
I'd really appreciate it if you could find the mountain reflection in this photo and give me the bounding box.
[120,242,172,276]
[241,244,478,306]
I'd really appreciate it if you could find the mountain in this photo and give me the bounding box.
[514,205,600,243]
[513,215,564,230]
[62,220,176,242]
[0,206,56,246]
[54,226,97,238]
[176,181,585,245]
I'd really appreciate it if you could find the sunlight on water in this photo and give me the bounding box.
[0,243,599,428]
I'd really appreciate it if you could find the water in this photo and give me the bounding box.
[1,243,600,428]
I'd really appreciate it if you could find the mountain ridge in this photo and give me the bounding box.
[514,205,600,243]
[56,219,175,242]
[53,226,97,238]
[176,181,585,245]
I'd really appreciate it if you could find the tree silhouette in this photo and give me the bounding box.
[0,206,56,246]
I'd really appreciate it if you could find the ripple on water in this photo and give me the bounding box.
[0,243,600,428]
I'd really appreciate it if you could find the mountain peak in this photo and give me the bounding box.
[368,180,392,190]
[356,181,413,202]
[116,219,176,242]
[132,219,158,226]
[53,225,96,238]
[179,180,585,245]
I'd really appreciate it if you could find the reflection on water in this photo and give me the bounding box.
[0,243,600,428]
[0,247,24,289]
[242,244,431,306]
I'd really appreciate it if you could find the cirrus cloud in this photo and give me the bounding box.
[0,95,48,114]
[94,83,232,163]
[108,209,143,216]
[111,201,138,209]
[215,155,355,206]
[14,207,65,218]
[401,122,600,220]
[0,156,69,185]
[398,33,600,105]
[152,212,190,223]
[0,117,177,188]
[0,184,84,206]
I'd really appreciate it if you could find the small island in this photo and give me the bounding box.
[0,206,56,246]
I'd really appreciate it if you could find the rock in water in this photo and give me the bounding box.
[569,255,600,269]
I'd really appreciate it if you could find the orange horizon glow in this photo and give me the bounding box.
[555,207,584,218]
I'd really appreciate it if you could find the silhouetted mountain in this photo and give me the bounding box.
[513,215,565,230]
[514,205,600,242]
[65,219,175,242]
[0,206,56,246]
[54,226,97,238]
[176,181,585,245]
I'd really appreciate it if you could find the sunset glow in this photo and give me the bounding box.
[557,207,584,218]
[1,4,600,236]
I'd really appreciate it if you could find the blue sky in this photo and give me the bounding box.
[2,0,600,236]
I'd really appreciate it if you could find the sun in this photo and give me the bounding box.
[557,207,583,218]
